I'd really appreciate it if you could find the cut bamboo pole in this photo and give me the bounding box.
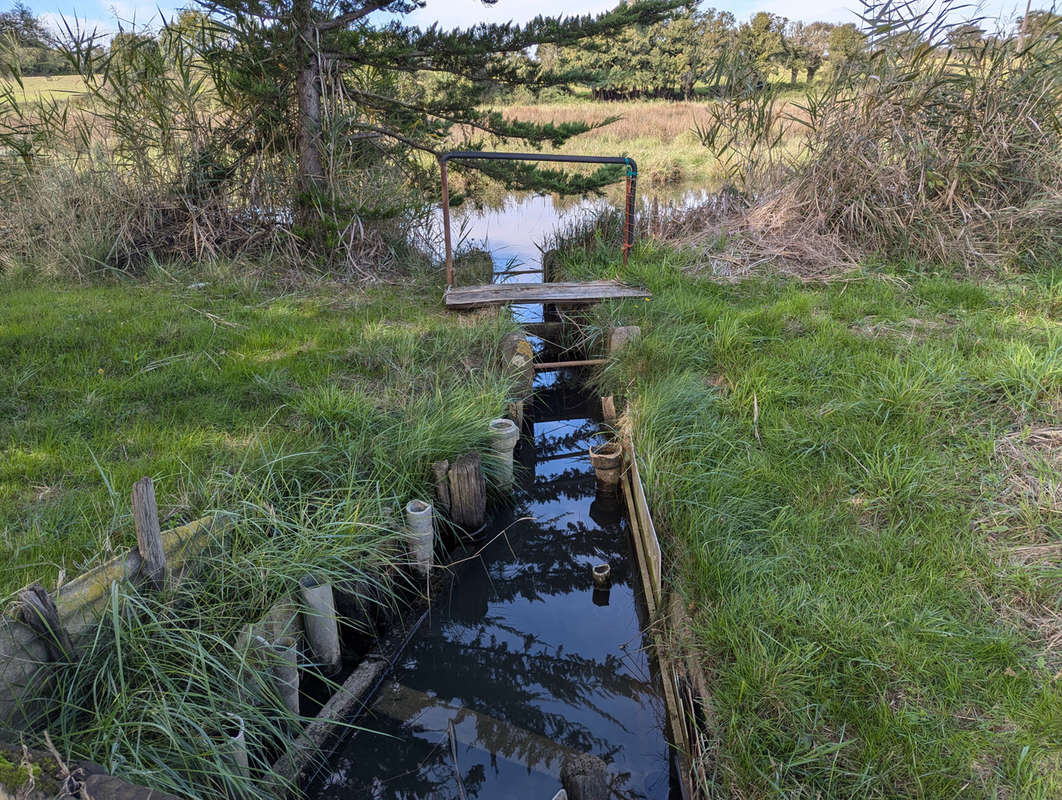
[405,500,435,576]
[299,577,342,675]
[272,635,301,716]
[601,396,617,426]
[534,358,608,370]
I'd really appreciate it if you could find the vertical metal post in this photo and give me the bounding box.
[623,158,638,267]
[439,156,454,288]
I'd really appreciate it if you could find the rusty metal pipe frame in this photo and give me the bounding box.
[439,151,639,289]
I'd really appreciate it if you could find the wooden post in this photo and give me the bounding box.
[132,477,167,591]
[507,400,525,432]
[447,453,486,531]
[17,583,72,661]
[432,460,452,517]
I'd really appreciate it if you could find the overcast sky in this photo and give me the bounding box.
[27,0,1028,40]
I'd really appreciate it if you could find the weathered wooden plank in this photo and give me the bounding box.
[625,435,663,606]
[17,584,71,661]
[132,476,167,591]
[444,280,649,309]
[432,460,452,517]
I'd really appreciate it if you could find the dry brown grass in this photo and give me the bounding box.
[637,190,862,281]
[498,101,712,143]
[666,2,1062,275]
[993,427,1062,522]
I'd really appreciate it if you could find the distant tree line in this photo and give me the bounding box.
[536,2,868,100]
[536,0,1060,101]
[0,1,70,75]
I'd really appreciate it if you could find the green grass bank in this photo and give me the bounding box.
[0,268,514,597]
[0,266,520,798]
[568,245,1062,797]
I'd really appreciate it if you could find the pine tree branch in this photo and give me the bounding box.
[346,87,616,147]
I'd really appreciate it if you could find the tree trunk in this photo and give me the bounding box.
[294,0,325,224]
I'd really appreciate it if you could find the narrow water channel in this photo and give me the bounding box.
[305,367,677,798]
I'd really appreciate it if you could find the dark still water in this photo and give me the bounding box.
[305,370,675,799]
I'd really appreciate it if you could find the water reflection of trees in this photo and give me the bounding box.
[315,713,487,799]
[456,518,634,607]
[316,612,655,798]
[310,375,665,800]
[319,697,647,800]
[530,419,601,460]
[522,468,595,502]
[410,628,651,730]
[531,381,597,425]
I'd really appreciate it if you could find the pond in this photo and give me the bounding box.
[440,183,709,321]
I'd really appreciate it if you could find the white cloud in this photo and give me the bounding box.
[38,2,180,38]
[108,0,182,27]
[405,0,622,29]
[39,10,114,38]
[746,1,858,23]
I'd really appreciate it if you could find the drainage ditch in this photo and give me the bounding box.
[300,339,681,799]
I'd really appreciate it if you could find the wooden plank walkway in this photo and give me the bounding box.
[444,280,650,310]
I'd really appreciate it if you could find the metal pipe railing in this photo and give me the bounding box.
[438,151,638,289]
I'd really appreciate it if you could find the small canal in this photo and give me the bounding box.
[303,188,680,799]
[307,368,677,798]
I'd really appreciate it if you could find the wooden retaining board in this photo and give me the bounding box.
[625,436,663,607]
[620,431,694,798]
[444,280,650,309]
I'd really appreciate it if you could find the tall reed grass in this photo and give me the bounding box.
[697,0,1062,271]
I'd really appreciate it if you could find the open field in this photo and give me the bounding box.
[0,266,514,598]
[496,101,722,187]
[496,98,803,188]
[563,244,1062,797]
[7,74,90,103]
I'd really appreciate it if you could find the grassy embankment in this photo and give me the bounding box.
[0,266,514,598]
[0,265,518,797]
[562,244,1062,797]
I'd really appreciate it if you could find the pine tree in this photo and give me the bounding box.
[196,0,682,236]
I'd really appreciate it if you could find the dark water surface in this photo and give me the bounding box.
[306,370,675,799]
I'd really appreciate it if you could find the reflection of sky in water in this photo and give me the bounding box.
[449,194,610,323]
[450,194,607,283]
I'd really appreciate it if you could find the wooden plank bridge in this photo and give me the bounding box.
[443,280,650,310]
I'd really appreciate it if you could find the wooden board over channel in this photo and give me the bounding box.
[444,280,650,309]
